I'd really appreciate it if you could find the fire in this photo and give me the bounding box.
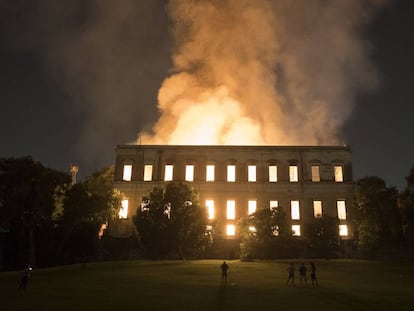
[142,85,265,145]
[137,0,383,146]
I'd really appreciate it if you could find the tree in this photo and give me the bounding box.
[239,206,291,260]
[58,166,121,264]
[0,156,70,268]
[303,216,339,258]
[133,182,208,259]
[354,176,404,259]
[399,166,414,260]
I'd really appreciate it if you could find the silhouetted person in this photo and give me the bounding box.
[18,265,32,290]
[310,262,318,286]
[299,263,307,286]
[286,263,295,286]
[221,261,229,285]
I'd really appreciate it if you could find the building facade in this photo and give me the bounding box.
[112,145,354,240]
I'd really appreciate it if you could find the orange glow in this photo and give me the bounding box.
[337,200,347,220]
[248,200,257,215]
[227,165,236,182]
[185,165,194,182]
[119,199,129,219]
[122,164,132,181]
[339,224,348,236]
[206,199,214,220]
[226,224,236,236]
[206,165,215,182]
[226,200,235,220]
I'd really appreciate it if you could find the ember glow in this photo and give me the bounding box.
[139,0,384,146]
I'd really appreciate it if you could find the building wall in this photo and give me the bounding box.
[113,145,354,239]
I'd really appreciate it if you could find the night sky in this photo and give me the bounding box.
[0,0,413,189]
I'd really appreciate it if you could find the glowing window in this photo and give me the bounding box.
[185,165,194,182]
[337,200,347,220]
[289,165,298,182]
[98,223,107,238]
[164,165,173,181]
[227,165,236,182]
[313,200,322,217]
[249,226,257,233]
[122,164,132,181]
[206,165,215,182]
[119,199,129,219]
[227,200,236,220]
[339,224,348,236]
[248,165,256,182]
[335,166,343,182]
[226,224,236,236]
[270,200,278,210]
[311,165,320,182]
[269,165,278,182]
[248,200,257,215]
[143,165,153,181]
[292,225,301,236]
[206,200,214,220]
[291,200,300,220]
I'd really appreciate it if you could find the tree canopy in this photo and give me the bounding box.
[133,182,208,259]
[399,166,414,260]
[354,176,403,259]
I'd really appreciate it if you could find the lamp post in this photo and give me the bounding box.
[70,164,79,185]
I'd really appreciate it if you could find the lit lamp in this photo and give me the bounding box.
[70,164,79,185]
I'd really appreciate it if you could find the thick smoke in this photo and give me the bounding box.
[140,0,388,146]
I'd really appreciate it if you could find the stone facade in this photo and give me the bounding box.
[112,145,354,239]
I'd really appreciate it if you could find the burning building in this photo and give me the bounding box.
[113,144,353,241]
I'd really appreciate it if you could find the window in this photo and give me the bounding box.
[122,164,132,181]
[227,200,236,220]
[339,224,348,237]
[144,165,153,181]
[270,200,278,210]
[226,224,236,236]
[335,165,343,182]
[227,165,236,182]
[164,165,173,181]
[269,165,278,182]
[119,199,129,219]
[311,165,320,182]
[206,165,215,182]
[185,165,194,182]
[249,226,257,233]
[289,165,298,182]
[337,200,347,220]
[248,165,256,182]
[206,200,214,220]
[248,200,257,215]
[292,225,301,236]
[291,200,300,220]
[313,200,322,217]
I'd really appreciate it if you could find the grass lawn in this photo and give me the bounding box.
[1,259,413,311]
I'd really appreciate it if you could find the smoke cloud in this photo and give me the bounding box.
[140,0,388,146]
[0,0,389,174]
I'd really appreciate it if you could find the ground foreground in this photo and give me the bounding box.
[1,259,413,310]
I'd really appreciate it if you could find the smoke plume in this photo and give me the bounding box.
[140,0,388,146]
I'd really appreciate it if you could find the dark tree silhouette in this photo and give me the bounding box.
[134,182,208,259]
[354,176,404,259]
[399,166,414,260]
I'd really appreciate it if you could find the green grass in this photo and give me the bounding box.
[1,259,413,311]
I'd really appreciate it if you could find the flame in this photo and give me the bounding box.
[138,0,383,146]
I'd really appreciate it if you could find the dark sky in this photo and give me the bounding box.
[0,0,413,189]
